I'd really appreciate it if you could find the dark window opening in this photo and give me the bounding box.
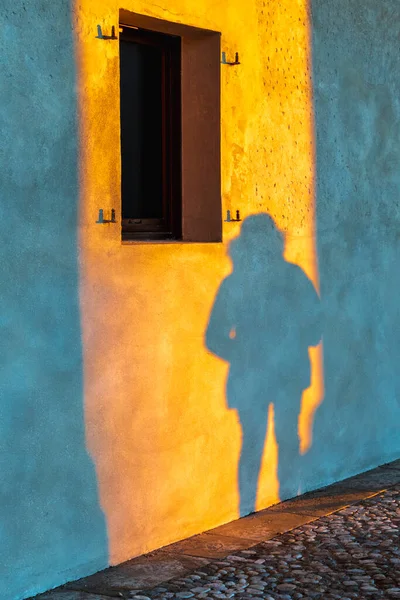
[119,26,181,240]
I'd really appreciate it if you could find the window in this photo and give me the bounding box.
[119,11,222,243]
[119,26,181,240]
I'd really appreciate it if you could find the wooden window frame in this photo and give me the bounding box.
[119,11,222,244]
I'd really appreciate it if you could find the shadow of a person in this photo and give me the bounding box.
[206,214,322,516]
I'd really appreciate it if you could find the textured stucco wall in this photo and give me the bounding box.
[75,0,320,569]
[309,0,400,483]
[0,2,107,599]
[2,0,400,598]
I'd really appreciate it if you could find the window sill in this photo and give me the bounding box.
[121,239,223,245]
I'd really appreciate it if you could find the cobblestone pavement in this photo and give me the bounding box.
[131,487,400,600]
[36,463,400,600]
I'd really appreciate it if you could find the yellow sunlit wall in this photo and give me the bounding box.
[73,0,323,565]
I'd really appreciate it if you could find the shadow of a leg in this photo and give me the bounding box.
[275,397,302,502]
[238,407,269,516]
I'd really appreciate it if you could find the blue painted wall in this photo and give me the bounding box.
[309,0,400,484]
[0,2,108,598]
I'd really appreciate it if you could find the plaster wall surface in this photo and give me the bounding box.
[310,0,400,482]
[0,2,108,599]
[1,0,400,598]
[75,0,320,568]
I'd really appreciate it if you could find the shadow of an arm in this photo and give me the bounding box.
[205,278,235,363]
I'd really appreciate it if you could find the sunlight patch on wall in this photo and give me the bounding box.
[73,0,323,564]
